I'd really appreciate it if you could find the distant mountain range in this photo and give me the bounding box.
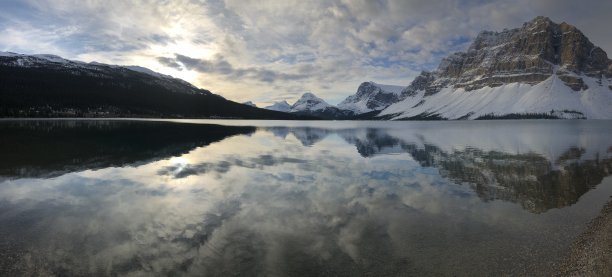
[259,16,612,120]
[0,52,308,119]
[263,92,354,119]
[2,16,611,120]
[261,83,403,119]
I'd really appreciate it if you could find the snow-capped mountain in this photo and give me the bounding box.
[0,51,204,95]
[337,82,405,114]
[262,92,354,119]
[264,100,292,112]
[290,92,354,119]
[0,52,306,119]
[378,16,612,120]
[242,101,257,107]
[290,92,333,112]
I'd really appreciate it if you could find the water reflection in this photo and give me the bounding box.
[262,125,612,213]
[0,120,611,276]
[0,120,254,179]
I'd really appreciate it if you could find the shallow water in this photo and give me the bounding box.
[1,119,611,276]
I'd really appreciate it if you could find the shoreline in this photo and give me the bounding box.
[558,197,612,276]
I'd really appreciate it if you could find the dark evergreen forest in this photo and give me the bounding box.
[0,57,310,119]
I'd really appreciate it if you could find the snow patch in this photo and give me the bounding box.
[380,74,612,120]
[370,82,404,95]
[242,101,257,107]
[31,54,71,64]
[264,101,292,112]
[337,82,406,114]
[291,92,332,112]
[0,51,21,57]
[124,65,172,79]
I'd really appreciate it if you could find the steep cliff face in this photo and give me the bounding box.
[433,16,611,92]
[381,16,612,120]
[338,82,404,114]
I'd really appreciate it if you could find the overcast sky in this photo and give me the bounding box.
[1,0,611,105]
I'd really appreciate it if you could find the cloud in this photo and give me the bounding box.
[157,56,183,70]
[0,0,611,105]
[158,53,311,83]
[175,54,234,75]
[157,154,308,179]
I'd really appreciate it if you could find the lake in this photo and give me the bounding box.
[1,119,611,276]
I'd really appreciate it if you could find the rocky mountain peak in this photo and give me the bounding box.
[378,17,612,120]
[337,82,404,114]
[353,82,399,98]
[291,92,332,112]
[426,16,612,92]
[400,71,437,97]
[299,92,319,100]
[525,15,554,28]
[355,82,378,97]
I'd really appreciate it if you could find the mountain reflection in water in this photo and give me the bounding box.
[0,120,255,178]
[0,120,611,276]
[265,126,612,214]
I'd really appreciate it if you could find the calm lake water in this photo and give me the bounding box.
[1,119,611,276]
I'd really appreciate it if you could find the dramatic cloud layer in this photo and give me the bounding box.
[1,0,611,105]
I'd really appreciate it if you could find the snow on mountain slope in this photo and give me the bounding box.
[290,92,333,112]
[261,92,353,119]
[377,16,612,120]
[242,101,257,107]
[31,54,73,64]
[0,51,20,57]
[338,82,405,114]
[124,65,173,79]
[264,101,292,112]
[1,52,85,67]
[374,83,404,94]
[0,51,206,95]
[0,52,178,80]
[380,74,612,119]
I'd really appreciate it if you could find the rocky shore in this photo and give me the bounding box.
[558,198,612,276]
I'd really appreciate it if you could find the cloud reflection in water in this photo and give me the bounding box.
[0,120,611,276]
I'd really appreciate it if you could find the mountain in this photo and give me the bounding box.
[337,82,404,114]
[290,92,332,112]
[289,92,353,119]
[264,100,292,112]
[242,101,257,107]
[263,92,354,119]
[378,16,612,120]
[0,52,308,119]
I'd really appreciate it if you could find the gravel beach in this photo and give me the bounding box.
[558,198,612,276]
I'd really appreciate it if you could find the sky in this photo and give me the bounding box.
[1,0,611,106]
